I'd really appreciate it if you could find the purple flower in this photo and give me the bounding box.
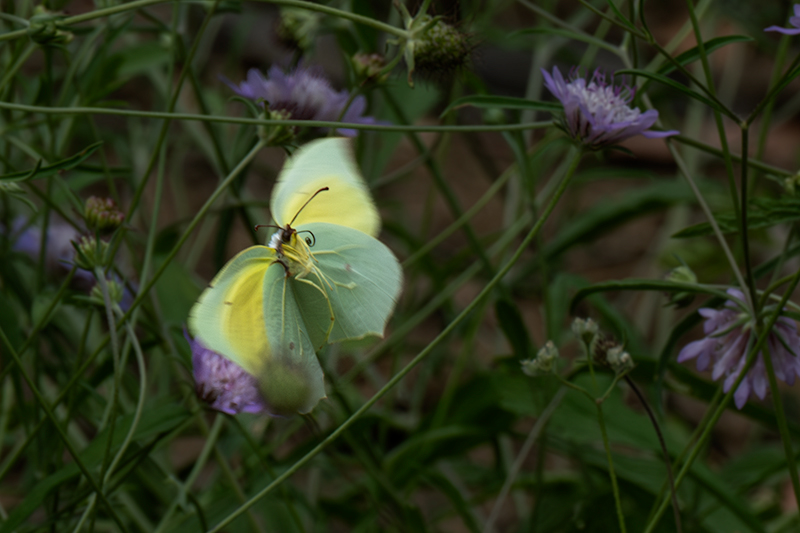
[186,333,269,416]
[677,288,800,409]
[7,216,94,288]
[542,66,678,149]
[765,5,800,35]
[226,66,379,137]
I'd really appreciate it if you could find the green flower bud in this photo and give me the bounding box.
[664,264,697,308]
[28,6,73,46]
[85,196,124,233]
[257,108,296,147]
[352,53,389,84]
[275,7,321,50]
[72,235,110,270]
[90,278,124,307]
[412,16,474,77]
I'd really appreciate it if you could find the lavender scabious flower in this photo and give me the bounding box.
[187,333,269,415]
[7,216,94,288]
[677,288,800,409]
[542,66,678,149]
[765,5,800,35]
[227,66,379,137]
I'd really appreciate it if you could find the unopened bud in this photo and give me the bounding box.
[412,16,474,77]
[352,53,389,84]
[72,235,110,270]
[275,7,321,50]
[28,6,73,45]
[85,197,124,233]
[665,265,697,308]
[90,278,124,307]
[605,345,635,375]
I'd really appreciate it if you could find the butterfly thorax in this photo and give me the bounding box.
[269,225,315,277]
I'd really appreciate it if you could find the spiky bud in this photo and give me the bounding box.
[90,278,125,307]
[84,197,124,233]
[412,16,474,76]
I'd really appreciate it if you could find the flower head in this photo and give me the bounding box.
[187,333,269,416]
[677,288,800,409]
[521,341,560,377]
[7,216,94,288]
[765,5,800,35]
[226,66,379,137]
[85,196,124,233]
[542,66,678,149]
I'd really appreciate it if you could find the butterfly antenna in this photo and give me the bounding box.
[289,187,330,226]
[296,229,316,247]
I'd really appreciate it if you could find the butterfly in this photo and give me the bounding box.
[188,138,402,415]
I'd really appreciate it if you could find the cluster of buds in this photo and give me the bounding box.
[89,277,126,309]
[72,235,111,270]
[572,317,599,349]
[593,337,635,376]
[84,196,124,234]
[521,341,560,377]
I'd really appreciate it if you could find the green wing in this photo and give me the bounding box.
[261,262,327,414]
[188,245,326,415]
[292,222,402,345]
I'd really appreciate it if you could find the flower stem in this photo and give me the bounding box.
[626,377,682,533]
[596,400,627,533]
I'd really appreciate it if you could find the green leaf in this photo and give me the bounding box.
[0,142,103,182]
[657,35,754,77]
[543,181,697,260]
[674,196,800,238]
[440,94,561,118]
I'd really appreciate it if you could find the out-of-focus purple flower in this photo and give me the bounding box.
[226,66,379,137]
[677,288,800,409]
[765,5,800,35]
[7,216,94,288]
[542,66,678,149]
[187,333,269,415]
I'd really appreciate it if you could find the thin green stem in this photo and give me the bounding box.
[482,387,567,533]
[0,100,552,133]
[740,125,759,315]
[0,328,129,533]
[206,146,585,533]
[596,400,627,533]
[761,341,800,510]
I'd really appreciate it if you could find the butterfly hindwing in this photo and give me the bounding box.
[262,262,327,414]
[292,222,402,344]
